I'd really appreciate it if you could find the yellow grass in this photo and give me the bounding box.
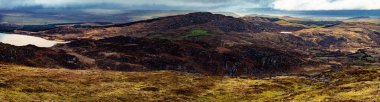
[0,65,379,101]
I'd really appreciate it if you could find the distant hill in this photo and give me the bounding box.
[348,16,371,19]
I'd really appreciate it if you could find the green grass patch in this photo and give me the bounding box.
[191,29,209,36]
[182,29,209,38]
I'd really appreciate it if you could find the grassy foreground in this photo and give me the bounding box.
[0,65,379,101]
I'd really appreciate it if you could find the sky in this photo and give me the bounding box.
[0,0,379,11]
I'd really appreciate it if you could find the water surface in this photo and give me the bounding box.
[0,33,66,47]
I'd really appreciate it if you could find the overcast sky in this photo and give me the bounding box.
[0,0,379,11]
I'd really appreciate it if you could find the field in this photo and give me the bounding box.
[0,65,379,101]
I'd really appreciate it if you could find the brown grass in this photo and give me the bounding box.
[0,65,379,101]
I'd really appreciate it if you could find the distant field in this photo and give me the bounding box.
[0,65,379,101]
[0,9,195,25]
[343,18,380,24]
[2,16,70,25]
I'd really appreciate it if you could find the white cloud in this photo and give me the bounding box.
[273,0,380,10]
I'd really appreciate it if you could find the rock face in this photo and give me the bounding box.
[57,36,307,76]
[0,43,83,68]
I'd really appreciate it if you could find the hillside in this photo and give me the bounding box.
[1,0,380,101]
[1,12,380,76]
[54,36,308,76]
[0,65,379,101]
[0,43,82,68]
[14,12,305,43]
[11,12,380,52]
[0,12,317,76]
[0,12,379,102]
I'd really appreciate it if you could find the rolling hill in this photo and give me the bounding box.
[0,12,380,101]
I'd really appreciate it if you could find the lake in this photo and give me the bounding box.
[0,33,66,47]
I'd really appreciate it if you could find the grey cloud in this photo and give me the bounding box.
[0,0,273,11]
[0,0,378,11]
